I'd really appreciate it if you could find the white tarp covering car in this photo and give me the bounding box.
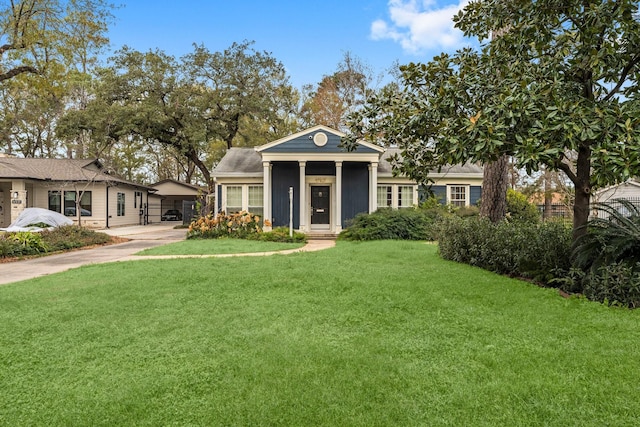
[0,207,73,232]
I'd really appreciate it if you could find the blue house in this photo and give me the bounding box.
[212,125,483,235]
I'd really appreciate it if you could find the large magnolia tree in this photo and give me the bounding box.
[347,0,640,239]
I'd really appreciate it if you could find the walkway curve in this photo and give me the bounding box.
[0,223,335,286]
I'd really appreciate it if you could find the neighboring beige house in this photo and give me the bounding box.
[0,158,159,229]
[151,179,208,222]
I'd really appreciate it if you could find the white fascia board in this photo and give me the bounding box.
[256,125,343,152]
[260,152,381,162]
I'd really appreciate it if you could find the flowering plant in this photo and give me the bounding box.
[187,211,263,239]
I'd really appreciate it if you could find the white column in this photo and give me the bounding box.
[335,161,342,232]
[369,162,378,213]
[298,161,306,231]
[10,180,27,223]
[262,161,272,231]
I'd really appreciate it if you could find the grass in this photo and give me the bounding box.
[1,241,640,425]
[135,237,305,256]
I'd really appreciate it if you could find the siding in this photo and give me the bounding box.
[263,131,379,154]
[341,162,369,224]
[470,186,482,205]
[431,185,447,204]
[271,162,300,228]
[306,161,335,176]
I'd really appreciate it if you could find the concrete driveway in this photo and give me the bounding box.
[0,223,187,286]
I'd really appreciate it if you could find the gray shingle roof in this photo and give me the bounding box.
[213,148,263,177]
[213,146,483,178]
[0,158,153,189]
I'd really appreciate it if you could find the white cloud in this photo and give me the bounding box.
[371,0,470,54]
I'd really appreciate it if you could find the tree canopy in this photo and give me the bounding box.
[347,0,640,238]
[58,41,299,190]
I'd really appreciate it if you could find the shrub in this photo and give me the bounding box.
[0,234,23,258]
[0,226,112,258]
[8,232,49,254]
[187,211,263,239]
[506,189,540,223]
[251,227,307,243]
[581,262,640,308]
[339,208,437,241]
[572,199,640,271]
[436,216,572,284]
[41,225,111,251]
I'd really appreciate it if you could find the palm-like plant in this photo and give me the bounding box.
[572,199,640,271]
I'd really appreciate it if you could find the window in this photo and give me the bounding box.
[248,185,264,218]
[398,186,414,208]
[64,191,92,216]
[449,185,467,207]
[48,191,61,213]
[226,186,242,214]
[117,192,125,216]
[377,186,392,208]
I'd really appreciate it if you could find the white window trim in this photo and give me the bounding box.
[447,184,470,207]
[377,184,417,209]
[224,184,264,214]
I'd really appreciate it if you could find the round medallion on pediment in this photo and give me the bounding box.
[313,132,328,147]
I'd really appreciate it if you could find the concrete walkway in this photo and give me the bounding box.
[0,223,335,286]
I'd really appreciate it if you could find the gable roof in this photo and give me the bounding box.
[256,125,384,154]
[0,158,154,189]
[151,179,208,195]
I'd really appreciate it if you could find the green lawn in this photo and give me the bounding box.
[1,241,640,426]
[135,237,305,255]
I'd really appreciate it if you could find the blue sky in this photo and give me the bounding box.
[106,0,473,90]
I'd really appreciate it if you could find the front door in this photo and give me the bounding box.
[311,185,330,226]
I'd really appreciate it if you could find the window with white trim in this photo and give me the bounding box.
[377,186,392,208]
[226,186,243,214]
[117,192,125,216]
[449,185,467,207]
[248,185,264,217]
[398,185,414,208]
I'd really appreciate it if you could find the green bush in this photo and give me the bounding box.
[580,262,640,308]
[41,225,111,251]
[8,232,49,254]
[0,235,23,257]
[339,208,437,241]
[572,199,640,271]
[251,227,307,243]
[0,226,112,258]
[506,189,540,223]
[436,216,572,284]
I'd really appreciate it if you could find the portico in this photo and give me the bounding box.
[212,124,484,236]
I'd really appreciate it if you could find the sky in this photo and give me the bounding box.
[106,0,474,91]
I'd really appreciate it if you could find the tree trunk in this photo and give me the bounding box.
[480,154,509,222]
[572,146,592,241]
[543,168,552,220]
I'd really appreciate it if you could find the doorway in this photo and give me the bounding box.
[310,185,330,229]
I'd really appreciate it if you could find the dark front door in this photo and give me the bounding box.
[311,185,330,225]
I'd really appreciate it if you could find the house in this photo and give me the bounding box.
[0,157,160,229]
[212,125,483,235]
[592,179,640,218]
[150,179,209,223]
